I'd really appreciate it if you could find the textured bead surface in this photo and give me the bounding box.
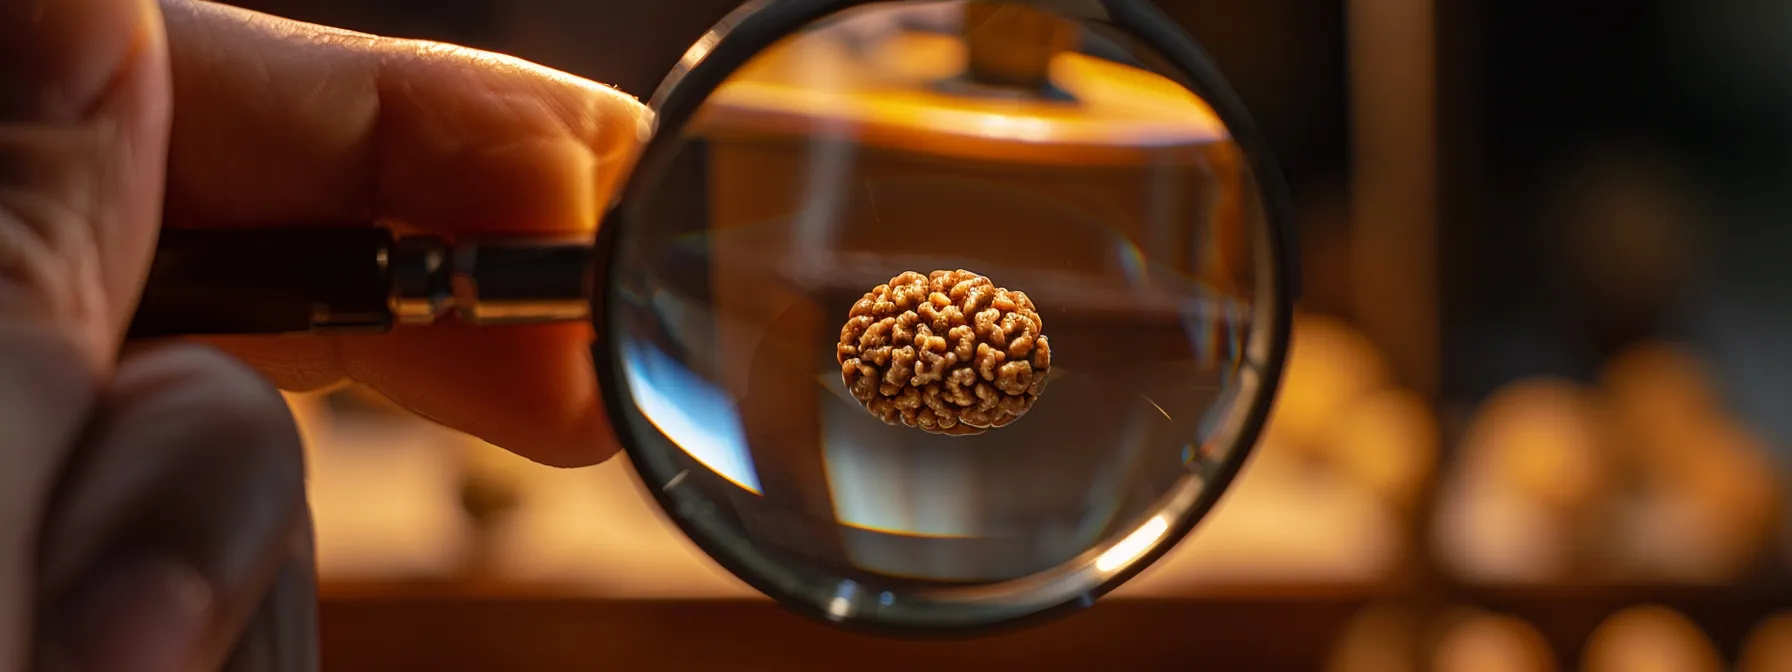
[837,270,1051,436]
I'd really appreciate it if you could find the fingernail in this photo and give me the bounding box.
[44,554,214,672]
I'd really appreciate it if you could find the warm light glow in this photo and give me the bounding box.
[973,113,1055,141]
[693,31,1231,166]
[1739,613,1792,672]
[1118,442,1406,595]
[1432,612,1559,672]
[704,67,1224,149]
[1584,605,1725,672]
[1096,515,1169,573]
[1264,314,1394,450]
[677,31,721,74]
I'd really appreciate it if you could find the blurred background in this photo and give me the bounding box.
[220,0,1790,668]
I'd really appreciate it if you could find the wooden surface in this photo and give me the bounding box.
[318,591,1368,671]
[316,582,1792,670]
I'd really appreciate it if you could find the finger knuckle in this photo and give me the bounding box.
[0,119,109,324]
[0,183,99,322]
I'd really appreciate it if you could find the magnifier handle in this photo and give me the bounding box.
[127,226,593,339]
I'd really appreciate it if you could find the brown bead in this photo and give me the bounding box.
[837,270,1051,436]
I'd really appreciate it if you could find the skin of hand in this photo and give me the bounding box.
[0,0,648,669]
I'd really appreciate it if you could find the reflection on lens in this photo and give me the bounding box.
[603,0,1283,629]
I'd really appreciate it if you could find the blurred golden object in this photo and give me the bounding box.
[1600,341,1724,433]
[1582,605,1724,672]
[1324,604,1423,672]
[1266,314,1394,450]
[1600,341,1783,584]
[1431,611,1558,672]
[1121,434,1406,593]
[1610,416,1782,583]
[1439,340,1785,585]
[1460,378,1612,514]
[1600,341,1733,479]
[1435,378,1611,583]
[1738,613,1792,672]
[1120,313,1417,592]
[1434,479,1573,583]
[1323,387,1440,510]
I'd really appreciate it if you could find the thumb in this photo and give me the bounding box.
[0,325,101,670]
[0,0,175,665]
[0,0,172,367]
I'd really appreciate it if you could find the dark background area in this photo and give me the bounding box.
[1440,0,1792,447]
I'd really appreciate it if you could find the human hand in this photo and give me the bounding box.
[164,0,647,468]
[2,0,646,668]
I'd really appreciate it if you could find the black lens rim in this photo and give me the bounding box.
[590,0,1297,638]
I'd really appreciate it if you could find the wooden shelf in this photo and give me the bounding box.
[318,592,1371,671]
[316,581,1792,670]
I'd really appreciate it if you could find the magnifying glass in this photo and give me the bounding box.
[130,0,1296,635]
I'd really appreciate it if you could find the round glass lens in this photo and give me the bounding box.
[600,0,1286,630]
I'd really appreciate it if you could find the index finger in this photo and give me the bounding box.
[160,0,649,465]
[160,0,646,233]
